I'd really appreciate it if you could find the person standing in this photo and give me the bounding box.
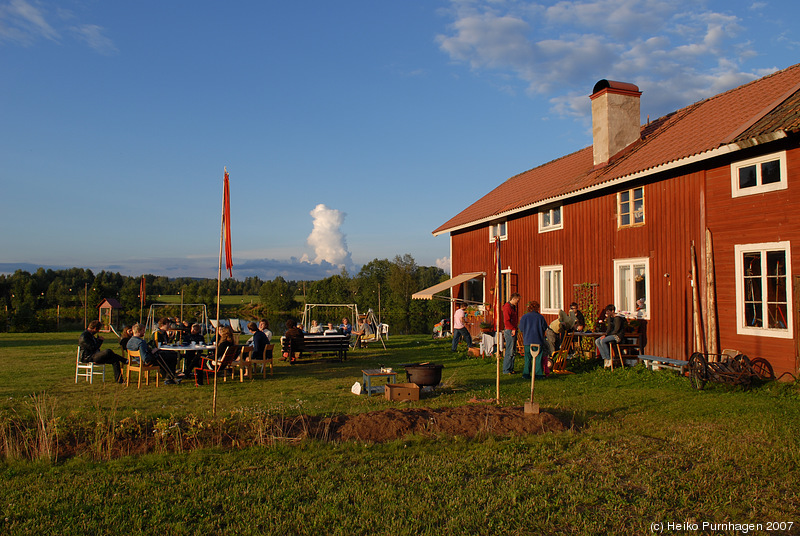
[78,320,127,383]
[518,301,548,379]
[451,302,472,352]
[501,293,521,374]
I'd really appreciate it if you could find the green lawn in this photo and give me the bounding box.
[152,294,260,306]
[0,332,799,535]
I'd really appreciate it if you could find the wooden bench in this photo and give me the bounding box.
[639,355,688,373]
[281,334,351,361]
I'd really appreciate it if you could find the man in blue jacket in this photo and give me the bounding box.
[126,323,180,384]
[518,301,548,379]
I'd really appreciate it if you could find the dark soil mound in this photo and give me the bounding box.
[284,405,566,443]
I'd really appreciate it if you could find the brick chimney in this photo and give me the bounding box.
[591,80,642,166]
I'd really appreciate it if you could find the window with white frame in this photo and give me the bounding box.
[539,206,563,233]
[540,265,563,314]
[618,187,644,227]
[614,257,650,318]
[489,220,507,242]
[462,277,485,310]
[731,151,787,198]
[734,241,793,339]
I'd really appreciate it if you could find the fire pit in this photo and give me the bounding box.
[403,363,444,387]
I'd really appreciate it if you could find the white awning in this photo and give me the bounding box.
[412,272,485,301]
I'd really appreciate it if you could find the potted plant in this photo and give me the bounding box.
[479,321,494,334]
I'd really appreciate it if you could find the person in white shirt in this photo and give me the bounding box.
[258,319,272,343]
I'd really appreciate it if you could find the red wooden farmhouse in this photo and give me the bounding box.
[423,62,800,378]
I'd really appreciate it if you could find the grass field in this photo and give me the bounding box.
[154,294,261,306]
[1,332,799,535]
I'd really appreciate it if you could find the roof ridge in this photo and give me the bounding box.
[433,62,800,236]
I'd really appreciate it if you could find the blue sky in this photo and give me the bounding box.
[1,0,798,280]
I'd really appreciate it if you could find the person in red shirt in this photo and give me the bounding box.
[502,293,521,374]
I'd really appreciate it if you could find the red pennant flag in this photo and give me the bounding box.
[223,169,233,277]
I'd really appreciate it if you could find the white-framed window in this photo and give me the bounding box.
[734,241,793,339]
[618,187,644,228]
[540,265,563,314]
[489,220,508,242]
[731,151,787,198]
[614,257,650,319]
[539,206,563,233]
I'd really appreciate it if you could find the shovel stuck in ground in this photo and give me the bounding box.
[524,345,540,415]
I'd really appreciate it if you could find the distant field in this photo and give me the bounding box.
[152,294,260,306]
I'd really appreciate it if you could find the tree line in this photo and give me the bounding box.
[0,255,451,335]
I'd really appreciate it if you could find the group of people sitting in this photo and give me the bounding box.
[501,296,629,378]
[280,316,377,363]
[78,317,274,385]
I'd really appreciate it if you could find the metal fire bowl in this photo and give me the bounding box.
[403,363,444,387]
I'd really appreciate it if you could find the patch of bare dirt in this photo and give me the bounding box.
[287,405,566,443]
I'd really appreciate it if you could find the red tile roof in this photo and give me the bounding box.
[434,63,800,235]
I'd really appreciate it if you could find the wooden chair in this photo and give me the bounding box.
[250,344,275,378]
[232,345,254,381]
[75,346,106,383]
[126,349,160,389]
[195,345,239,385]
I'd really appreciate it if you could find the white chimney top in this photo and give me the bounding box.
[591,80,642,166]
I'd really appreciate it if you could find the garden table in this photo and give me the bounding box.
[159,343,216,372]
[361,368,397,396]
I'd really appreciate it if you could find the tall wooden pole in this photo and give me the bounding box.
[705,229,718,355]
[212,169,226,416]
[690,242,705,353]
[495,237,501,404]
[84,283,88,330]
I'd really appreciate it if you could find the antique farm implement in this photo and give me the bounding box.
[687,352,775,390]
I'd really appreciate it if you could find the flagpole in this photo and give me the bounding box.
[495,236,501,404]
[139,275,145,324]
[212,168,227,416]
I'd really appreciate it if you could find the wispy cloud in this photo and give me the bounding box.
[71,24,117,55]
[0,0,115,54]
[437,0,773,120]
[0,0,58,44]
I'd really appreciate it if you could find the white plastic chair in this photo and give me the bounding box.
[74,346,106,383]
[380,324,389,339]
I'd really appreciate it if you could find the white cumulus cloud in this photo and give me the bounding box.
[303,204,353,268]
